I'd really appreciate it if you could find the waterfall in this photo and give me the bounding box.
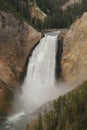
[0,31,73,130]
[20,31,60,112]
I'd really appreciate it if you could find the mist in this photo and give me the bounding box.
[19,81,72,113]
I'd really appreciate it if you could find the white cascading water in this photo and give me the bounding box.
[20,31,60,112]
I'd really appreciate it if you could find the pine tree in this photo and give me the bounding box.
[37,113,43,130]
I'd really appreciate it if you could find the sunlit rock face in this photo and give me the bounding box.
[61,12,87,86]
[61,0,82,10]
[0,11,41,115]
[29,3,47,22]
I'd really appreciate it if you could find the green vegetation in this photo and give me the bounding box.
[0,0,43,30]
[0,0,87,30]
[0,0,31,22]
[35,113,43,130]
[36,0,87,29]
[36,81,87,130]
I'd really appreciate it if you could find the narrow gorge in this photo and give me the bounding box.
[0,3,87,129]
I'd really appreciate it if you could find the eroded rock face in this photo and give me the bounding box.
[0,11,41,115]
[61,0,82,10]
[61,12,87,86]
[29,4,47,22]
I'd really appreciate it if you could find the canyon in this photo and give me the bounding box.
[0,11,41,115]
[0,9,87,130]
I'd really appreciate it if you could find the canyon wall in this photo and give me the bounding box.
[0,11,41,115]
[61,12,87,86]
[1,11,87,116]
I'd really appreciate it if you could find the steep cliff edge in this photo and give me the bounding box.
[61,0,82,10]
[61,12,87,86]
[29,3,47,22]
[0,11,41,115]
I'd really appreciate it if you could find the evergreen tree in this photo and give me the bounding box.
[36,81,87,130]
[37,113,43,130]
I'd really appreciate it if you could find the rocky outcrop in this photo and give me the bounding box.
[28,120,37,130]
[0,11,41,115]
[20,1,47,22]
[61,12,87,86]
[61,0,82,10]
[29,3,47,22]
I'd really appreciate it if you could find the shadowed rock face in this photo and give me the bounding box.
[0,11,41,115]
[56,29,67,80]
[61,12,87,86]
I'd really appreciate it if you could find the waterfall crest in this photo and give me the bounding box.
[20,31,60,112]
